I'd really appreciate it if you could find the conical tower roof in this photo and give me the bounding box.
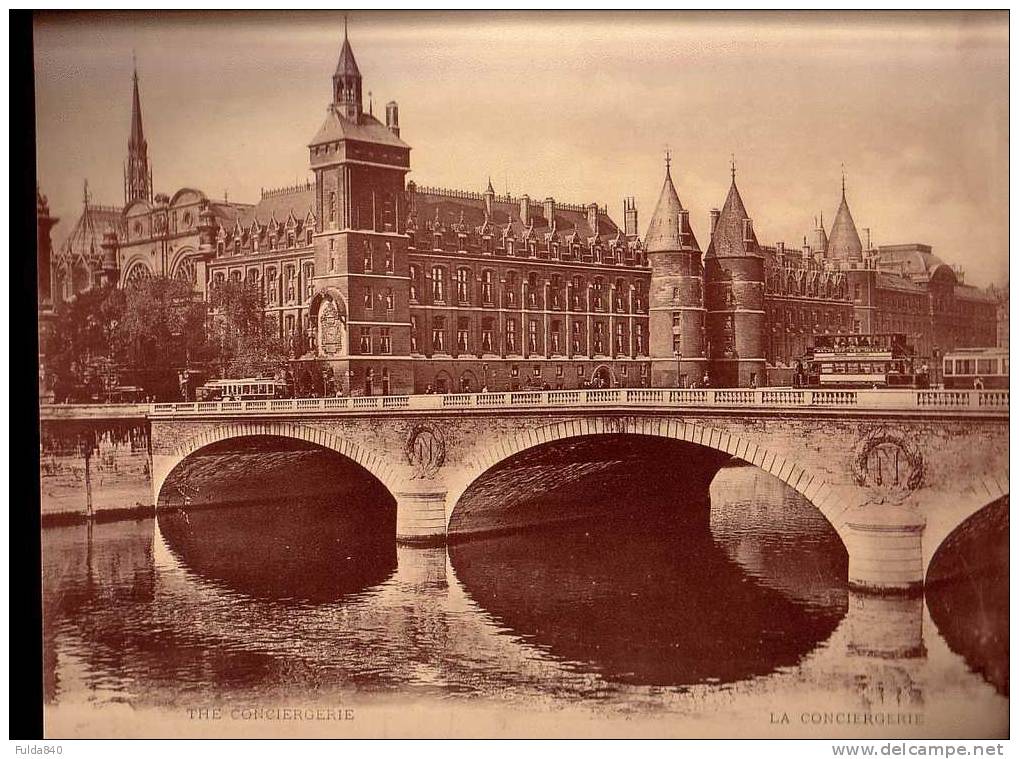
[645,162,699,253]
[826,180,863,261]
[706,171,758,258]
[334,21,361,78]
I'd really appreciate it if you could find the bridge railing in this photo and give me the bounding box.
[140,388,1009,417]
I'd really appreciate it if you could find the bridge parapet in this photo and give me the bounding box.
[140,388,1009,419]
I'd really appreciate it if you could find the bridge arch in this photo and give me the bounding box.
[922,473,1009,581]
[152,420,402,507]
[444,415,844,542]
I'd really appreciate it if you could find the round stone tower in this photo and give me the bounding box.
[645,159,707,388]
[704,167,766,388]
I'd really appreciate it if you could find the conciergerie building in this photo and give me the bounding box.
[45,28,997,394]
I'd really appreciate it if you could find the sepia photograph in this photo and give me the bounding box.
[29,9,1008,741]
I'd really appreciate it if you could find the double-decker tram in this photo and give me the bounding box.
[800,332,929,389]
[942,347,1009,390]
[196,378,292,401]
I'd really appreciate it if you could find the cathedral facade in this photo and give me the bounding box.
[45,27,998,395]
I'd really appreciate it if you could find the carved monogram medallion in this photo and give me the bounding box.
[853,432,925,504]
[406,426,446,479]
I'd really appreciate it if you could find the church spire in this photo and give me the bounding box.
[332,18,363,121]
[124,58,152,205]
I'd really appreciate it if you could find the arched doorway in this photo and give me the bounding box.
[433,370,453,394]
[591,364,615,388]
[459,370,478,393]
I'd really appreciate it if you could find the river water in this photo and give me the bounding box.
[41,465,1007,738]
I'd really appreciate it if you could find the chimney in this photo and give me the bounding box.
[623,197,637,237]
[520,194,531,226]
[710,208,720,235]
[543,197,555,227]
[385,101,400,137]
[862,227,871,251]
[587,203,599,236]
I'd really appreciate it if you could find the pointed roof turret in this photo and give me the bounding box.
[334,20,361,78]
[706,166,759,258]
[826,171,863,261]
[645,154,700,253]
[331,18,363,120]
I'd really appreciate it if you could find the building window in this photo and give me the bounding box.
[593,278,604,311]
[288,233,295,248]
[550,321,562,354]
[636,324,646,355]
[233,239,241,256]
[384,243,393,272]
[482,318,494,353]
[572,276,584,310]
[505,272,518,307]
[432,266,445,302]
[380,328,392,354]
[593,322,605,354]
[511,365,519,378]
[384,288,394,311]
[329,239,336,272]
[329,191,336,224]
[481,270,494,305]
[457,317,470,354]
[304,262,314,301]
[410,315,419,353]
[409,265,419,302]
[572,321,582,354]
[527,272,539,307]
[615,322,625,353]
[506,318,518,354]
[528,320,539,353]
[432,316,446,352]
[359,327,372,354]
[306,229,313,245]
[854,284,861,302]
[456,268,471,304]
[363,241,373,272]
[364,285,373,310]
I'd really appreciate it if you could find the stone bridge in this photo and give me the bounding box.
[132,387,1010,594]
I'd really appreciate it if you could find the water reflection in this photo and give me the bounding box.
[926,497,1009,697]
[157,497,397,603]
[449,500,848,687]
[40,467,1009,735]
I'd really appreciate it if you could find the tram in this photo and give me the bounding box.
[941,347,1009,390]
[196,377,292,401]
[800,333,929,389]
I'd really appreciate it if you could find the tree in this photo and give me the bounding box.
[114,276,209,377]
[208,280,289,378]
[46,287,125,401]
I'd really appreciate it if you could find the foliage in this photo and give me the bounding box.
[115,276,209,373]
[208,280,291,379]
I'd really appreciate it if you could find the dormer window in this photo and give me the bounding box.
[233,239,241,256]
[288,233,295,248]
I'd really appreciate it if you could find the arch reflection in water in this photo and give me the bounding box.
[449,477,849,687]
[157,496,398,604]
[926,496,1009,697]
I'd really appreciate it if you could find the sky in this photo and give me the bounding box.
[34,11,1008,287]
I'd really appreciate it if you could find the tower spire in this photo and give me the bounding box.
[124,59,152,204]
[332,19,363,121]
[730,153,736,182]
[841,163,846,198]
